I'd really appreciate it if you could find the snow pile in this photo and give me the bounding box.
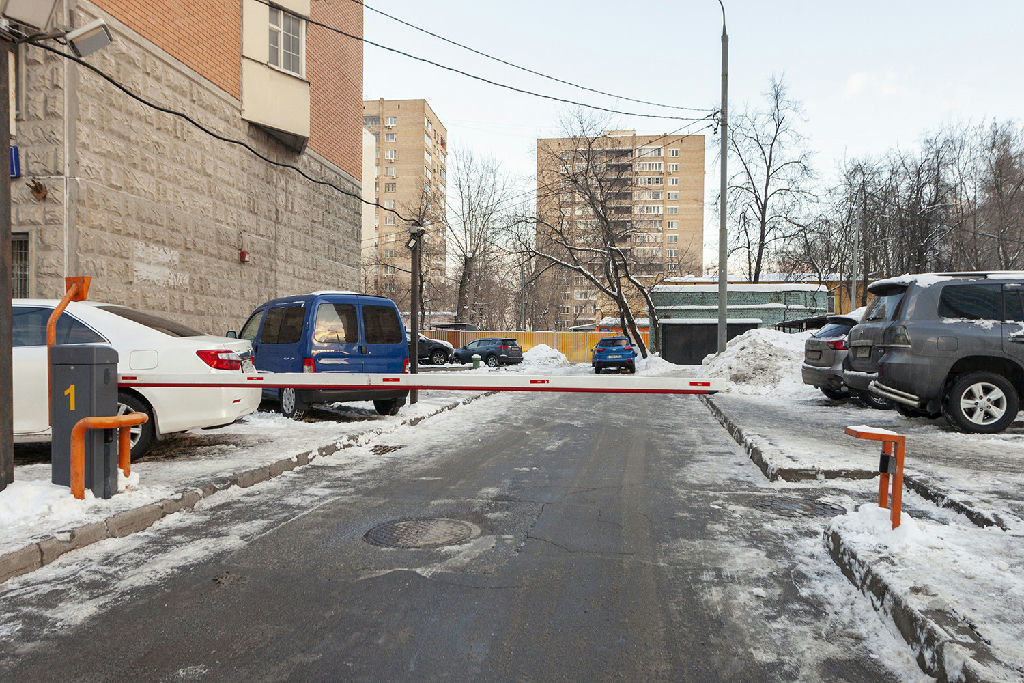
[636,353,690,376]
[701,328,816,397]
[521,344,569,368]
[0,479,96,539]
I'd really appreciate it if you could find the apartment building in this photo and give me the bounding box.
[535,130,704,330]
[9,0,364,332]
[361,99,447,309]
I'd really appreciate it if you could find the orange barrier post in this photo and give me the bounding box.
[46,277,91,425]
[844,426,906,529]
[69,412,147,500]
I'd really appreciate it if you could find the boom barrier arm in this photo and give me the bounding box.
[118,372,726,395]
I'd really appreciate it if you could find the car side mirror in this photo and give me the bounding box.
[226,330,237,338]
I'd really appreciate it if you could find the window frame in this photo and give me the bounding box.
[268,7,305,78]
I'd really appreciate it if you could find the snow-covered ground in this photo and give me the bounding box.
[703,326,1024,677]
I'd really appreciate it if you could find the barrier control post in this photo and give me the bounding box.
[844,425,906,529]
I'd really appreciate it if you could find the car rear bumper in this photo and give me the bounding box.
[842,369,877,392]
[800,363,843,389]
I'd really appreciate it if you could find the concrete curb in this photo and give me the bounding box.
[0,393,492,585]
[824,528,1020,682]
[700,395,1008,529]
[699,395,875,482]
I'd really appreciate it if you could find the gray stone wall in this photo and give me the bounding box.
[12,3,361,334]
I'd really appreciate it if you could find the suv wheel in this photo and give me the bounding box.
[943,372,1019,434]
[485,354,500,367]
[854,390,891,410]
[280,387,307,420]
[820,386,847,401]
[430,350,446,365]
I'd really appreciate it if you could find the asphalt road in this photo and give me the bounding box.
[0,393,916,681]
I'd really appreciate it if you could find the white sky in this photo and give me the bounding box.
[363,1,1024,261]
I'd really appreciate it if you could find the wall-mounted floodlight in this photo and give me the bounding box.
[67,18,112,58]
[0,0,59,30]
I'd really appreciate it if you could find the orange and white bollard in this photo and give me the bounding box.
[845,425,906,529]
[69,413,148,500]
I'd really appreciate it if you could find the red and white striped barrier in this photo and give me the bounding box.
[118,372,725,395]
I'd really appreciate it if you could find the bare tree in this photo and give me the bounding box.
[728,76,815,281]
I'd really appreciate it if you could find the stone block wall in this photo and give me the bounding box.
[12,1,362,334]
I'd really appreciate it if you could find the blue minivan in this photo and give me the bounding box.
[236,292,409,419]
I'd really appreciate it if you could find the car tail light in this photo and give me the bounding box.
[883,325,912,348]
[596,347,606,352]
[196,350,243,371]
[403,357,410,373]
[303,357,316,373]
[498,345,510,350]
[827,339,848,351]
[624,345,633,351]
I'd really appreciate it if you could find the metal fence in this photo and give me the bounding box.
[428,330,650,364]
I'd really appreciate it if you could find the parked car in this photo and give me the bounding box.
[591,336,637,374]
[410,333,453,365]
[451,338,523,367]
[13,300,260,460]
[236,292,409,419]
[800,310,864,399]
[841,287,904,410]
[863,272,1024,433]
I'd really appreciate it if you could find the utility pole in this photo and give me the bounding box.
[519,261,527,330]
[716,0,729,354]
[0,43,12,491]
[849,176,863,313]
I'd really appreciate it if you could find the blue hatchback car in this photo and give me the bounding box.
[591,336,637,374]
[236,292,409,418]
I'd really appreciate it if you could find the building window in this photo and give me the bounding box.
[667,263,678,271]
[363,115,380,127]
[666,249,678,258]
[424,150,432,164]
[667,191,679,200]
[385,132,396,142]
[669,148,679,157]
[383,199,395,209]
[668,178,679,186]
[383,249,396,259]
[385,116,397,127]
[384,149,396,161]
[634,161,663,172]
[424,133,432,148]
[667,206,679,215]
[383,214,396,226]
[383,265,396,275]
[384,182,396,192]
[385,166,397,178]
[637,146,663,158]
[667,220,678,229]
[667,234,678,243]
[12,233,28,297]
[424,166,432,180]
[668,163,679,172]
[560,306,571,314]
[268,7,303,76]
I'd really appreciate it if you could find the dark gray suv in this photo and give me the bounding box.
[852,272,1024,433]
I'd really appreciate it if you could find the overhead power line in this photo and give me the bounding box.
[28,41,419,224]
[254,0,716,123]
[351,0,715,115]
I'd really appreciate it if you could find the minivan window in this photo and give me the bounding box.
[314,303,358,343]
[239,310,263,342]
[12,307,106,346]
[864,290,906,322]
[938,283,1002,321]
[363,305,402,344]
[261,305,305,344]
[98,305,201,337]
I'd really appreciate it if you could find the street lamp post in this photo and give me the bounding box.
[406,224,425,405]
[716,0,729,354]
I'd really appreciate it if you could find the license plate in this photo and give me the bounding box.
[854,347,870,358]
[609,354,623,359]
[806,350,821,361]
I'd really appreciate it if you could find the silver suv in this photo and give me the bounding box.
[851,272,1024,433]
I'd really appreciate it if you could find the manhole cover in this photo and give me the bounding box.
[364,518,479,548]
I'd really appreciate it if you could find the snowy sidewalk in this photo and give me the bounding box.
[0,391,484,583]
[699,327,1024,679]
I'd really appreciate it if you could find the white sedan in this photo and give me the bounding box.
[13,300,261,459]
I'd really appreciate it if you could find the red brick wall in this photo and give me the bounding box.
[91,0,241,98]
[308,1,363,178]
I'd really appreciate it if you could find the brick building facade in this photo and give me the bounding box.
[10,0,364,333]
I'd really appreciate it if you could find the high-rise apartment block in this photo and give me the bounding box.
[535,130,705,330]
[361,99,447,307]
